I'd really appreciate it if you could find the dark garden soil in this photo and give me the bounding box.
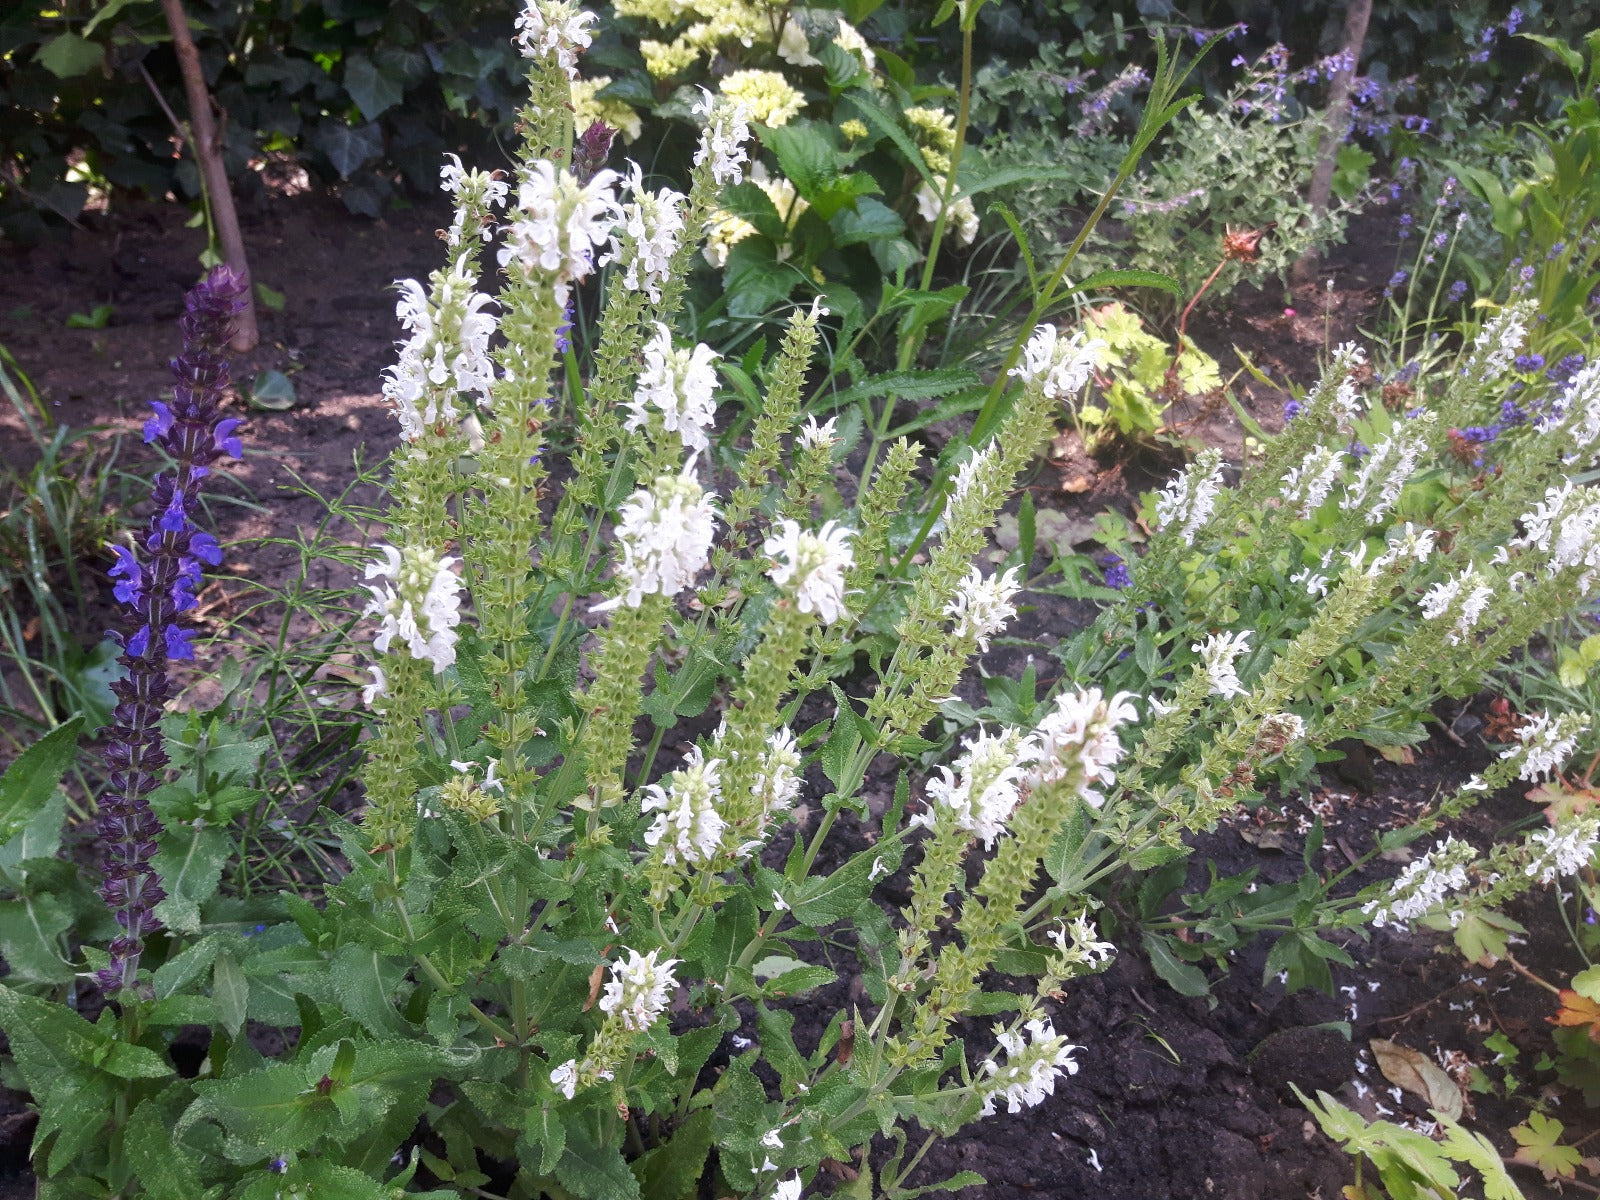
[1,193,1593,1199]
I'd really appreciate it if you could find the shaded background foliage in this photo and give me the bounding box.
[2,0,1590,243]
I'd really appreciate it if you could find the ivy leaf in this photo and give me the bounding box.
[314,120,385,179]
[343,53,404,121]
[36,34,105,79]
[1511,1111,1582,1180]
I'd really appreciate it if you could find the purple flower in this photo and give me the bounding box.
[1447,280,1468,303]
[1346,438,1369,462]
[1506,8,1523,34]
[1283,399,1304,422]
[97,265,246,997]
[1500,400,1528,426]
[1513,353,1545,373]
[1099,553,1131,590]
[1547,353,1586,384]
[1397,212,1414,239]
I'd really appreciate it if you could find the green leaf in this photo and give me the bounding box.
[631,1109,712,1200]
[66,304,114,329]
[124,1096,205,1200]
[249,369,298,411]
[790,845,891,927]
[343,53,405,121]
[525,1104,566,1175]
[153,825,231,935]
[83,0,148,37]
[254,283,287,312]
[763,120,840,199]
[1142,933,1211,999]
[213,952,249,1038]
[555,1129,642,1200]
[314,120,384,180]
[1071,267,1182,296]
[755,1002,807,1091]
[329,942,411,1038]
[0,718,82,845]
[831,196,904,246]
[0,895,75,984]
[36,34,105,78]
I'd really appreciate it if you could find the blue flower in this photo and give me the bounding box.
[1447,280,1468,303]
[1099,553,1131,590]
[1283,399,1304,422]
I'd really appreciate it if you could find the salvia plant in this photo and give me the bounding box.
[2,5,1599,1200]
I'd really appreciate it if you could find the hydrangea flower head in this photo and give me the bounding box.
[625,325,720,452]
[595,469,719,611]
[718,69,806,127]
[765,519,854,623]
[599,947,681,1031]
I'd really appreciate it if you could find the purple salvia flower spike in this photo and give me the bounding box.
[96,264,246,996]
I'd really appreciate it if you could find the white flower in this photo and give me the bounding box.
[1153,449,1226,545]
[1503,710,1590,782]
[948,445,996,507]
[692,87,752,186]
[749,727,803,828]
[514,0,597,77]
[1362,836,1476,928]
[914,175,979,244]
[1193,630,1250,700]
[1418,566,1494,646]
[978,1018,1080,1116]
[765,519,854,623]
[625,326,720,452]
[1372,522,1437,571]
[1340,417,1433,524]
[761,1129,784,1150]
[1009,324,1106,402]
[797,414,839,451]
[1309,341,1368,427]
[595,469,719,611]
[1280,445,1343,518]
[1511,483,1600,590]
[439,154,510,248]
[913,728,1033,848]
[603,163,685,303]
[1025,688,1139,805]
[773,1176,803,1200]
[1541,358,1600,464]
[361,665,387,708]
[1049,913,1116,972]
[944,566,1023,652]
[363,544,464,672]
[1290,567,1329,597]
[599,947,681,1031]
[1465,301,1532,383]
[642,747,726,866]
[500,161,620,292]
[1523,815,1600,884]
[550,1059,578,1099]
[382,262,499,441]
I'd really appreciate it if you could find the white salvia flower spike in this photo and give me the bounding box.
[363,544,464,673]
[625,325,720,452]
[598,947,680,1031]
[595,468,719,611]
[765,519,854,623]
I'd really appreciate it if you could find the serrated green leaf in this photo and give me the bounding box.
[555,1129,641,1200]
[125,1097,205,1200]
[1142,933,1212,999]
[0,894,75,984]
[153,825,231,935]
[631,1109,712,1200]
[0,717,82,846]
[213,952,248,1038]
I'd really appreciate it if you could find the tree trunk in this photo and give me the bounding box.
[160,0,258,351]
[1293,0,1374,285]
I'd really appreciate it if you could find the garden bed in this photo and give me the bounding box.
[0,189,1593,1200]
